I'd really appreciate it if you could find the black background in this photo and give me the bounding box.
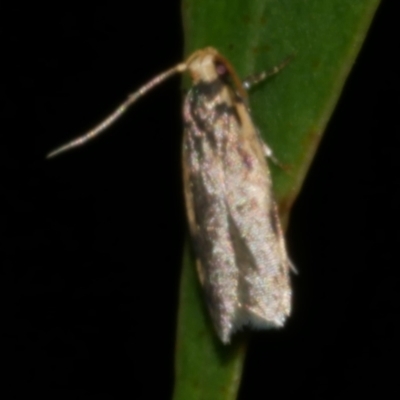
[1,1,398,398]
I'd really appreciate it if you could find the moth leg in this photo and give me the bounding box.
[262,141,275,160]
[254,131,282,166]
[245,54,295,167]
[242,54,294,91]
[262,141,287,169]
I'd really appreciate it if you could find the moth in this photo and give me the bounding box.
[47,47,294,344]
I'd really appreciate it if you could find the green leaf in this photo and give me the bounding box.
[174,1,380,399]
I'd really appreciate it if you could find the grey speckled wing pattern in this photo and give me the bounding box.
[182,48,292,344]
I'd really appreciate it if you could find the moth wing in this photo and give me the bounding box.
[182,71,291,343]
[222,102,292,328]
[182,112,240,343]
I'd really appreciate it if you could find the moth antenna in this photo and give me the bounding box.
[47,62,187,158]
[243,53,295,90]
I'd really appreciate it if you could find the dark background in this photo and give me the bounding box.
[1,1,398,398]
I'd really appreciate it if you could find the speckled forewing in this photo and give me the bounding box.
[221,101,292,329]
[182,84,240,343]
[183,81,291,343]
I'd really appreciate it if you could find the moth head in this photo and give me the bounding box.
[185,47,247,100]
